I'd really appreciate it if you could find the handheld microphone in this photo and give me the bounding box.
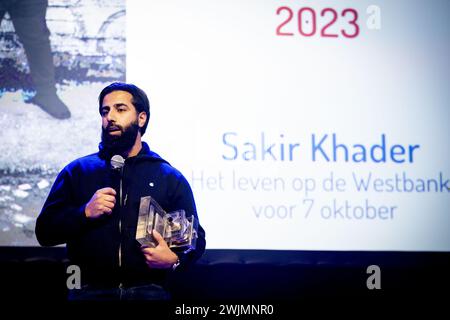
[110,155,125,206]
[111,155,125,171]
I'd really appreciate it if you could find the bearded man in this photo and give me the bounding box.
[36,82,206,300]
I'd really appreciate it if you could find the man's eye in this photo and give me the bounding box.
[117,108,126,112]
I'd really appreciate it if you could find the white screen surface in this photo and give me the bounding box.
[127,0,449,251]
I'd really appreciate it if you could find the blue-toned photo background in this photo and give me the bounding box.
[0,0,125,245]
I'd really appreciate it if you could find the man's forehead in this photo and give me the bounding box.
[102,90,133,106]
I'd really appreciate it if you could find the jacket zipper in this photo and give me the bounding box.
[118,161,130,289]
[119,169,123,287]
[119,197,128,268]
[119,222,122,267]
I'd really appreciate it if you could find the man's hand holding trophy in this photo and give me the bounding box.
[136,196,198,256]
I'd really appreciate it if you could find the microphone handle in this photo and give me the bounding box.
[108,168,123,208]
[119,168,123,207]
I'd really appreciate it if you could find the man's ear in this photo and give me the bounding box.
[138,112,147,129]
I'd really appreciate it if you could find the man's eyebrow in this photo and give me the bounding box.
[113,103,129,108]
[101,103,129,109]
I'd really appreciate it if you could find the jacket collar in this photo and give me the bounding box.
[98,140,169,165]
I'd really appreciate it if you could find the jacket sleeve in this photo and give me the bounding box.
[169,174,206,269]
[35,167,90,246]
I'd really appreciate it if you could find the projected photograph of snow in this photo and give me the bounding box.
[0,0,125,245]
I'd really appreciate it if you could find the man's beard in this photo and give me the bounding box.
[100,120,139,159]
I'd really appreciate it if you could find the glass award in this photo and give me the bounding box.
[136,196,197,254]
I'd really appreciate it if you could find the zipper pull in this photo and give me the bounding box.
[124,194,128,206]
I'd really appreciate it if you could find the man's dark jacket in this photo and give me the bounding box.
[35,142,206,288]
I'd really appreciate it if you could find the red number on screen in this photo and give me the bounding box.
[298,7,316,37]
[321,8,338,38]
[276,7,360,39]
[276,7,294,36]
[341,8,359,38]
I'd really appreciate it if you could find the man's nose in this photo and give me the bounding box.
[105,110,116,122]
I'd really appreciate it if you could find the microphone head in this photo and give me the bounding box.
[110,154,125,170]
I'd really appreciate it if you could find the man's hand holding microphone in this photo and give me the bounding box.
[84,187,117,218]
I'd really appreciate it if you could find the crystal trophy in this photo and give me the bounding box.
[136,196,197,254]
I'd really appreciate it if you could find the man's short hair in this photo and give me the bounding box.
[99,82,150,136]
